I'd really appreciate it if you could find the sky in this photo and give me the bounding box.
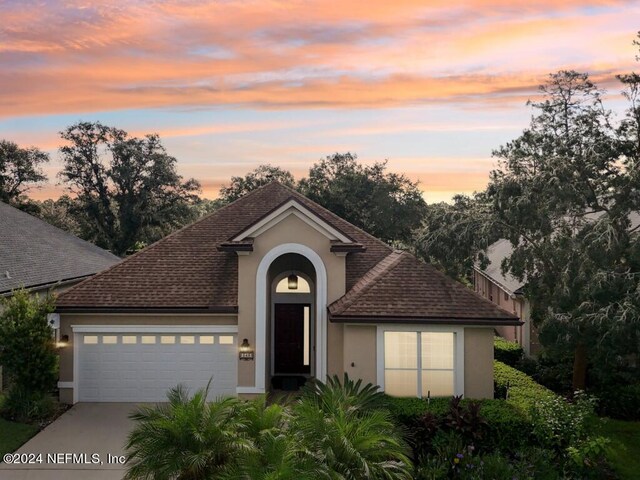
[1,0,638,203]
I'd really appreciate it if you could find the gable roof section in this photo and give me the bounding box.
[330,250,520,325]
[0,202,121,294]
[56,182,392,311]
[231,198,354,243]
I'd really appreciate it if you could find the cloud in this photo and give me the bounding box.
[0,0,636,117]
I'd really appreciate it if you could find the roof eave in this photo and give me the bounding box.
[329,314,522,326]
[55,305,239,314]
[0,273,96,296]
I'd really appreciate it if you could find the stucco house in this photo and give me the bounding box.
[55,182,520,404]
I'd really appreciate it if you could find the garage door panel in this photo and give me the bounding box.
[77,332,237,402]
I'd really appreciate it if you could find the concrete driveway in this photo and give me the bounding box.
[0,403,137,480]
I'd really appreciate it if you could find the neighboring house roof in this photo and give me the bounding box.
[478,212,640,296]
[475,239,525,296]
[57,182,519,325]
[0,201,121,294]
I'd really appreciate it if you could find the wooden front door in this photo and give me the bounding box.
[274,303,310,374]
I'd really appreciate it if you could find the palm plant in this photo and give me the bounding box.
[124,384,251,480]
[220,399,324,480]
[294,374,412,480]
[299,374,387,415]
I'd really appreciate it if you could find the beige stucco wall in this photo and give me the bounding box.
[58,313,238,389]
[464,327,494,399]
[342,325,377,386]
[237,213,346,389]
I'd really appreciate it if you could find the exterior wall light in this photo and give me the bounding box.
[239,338,254,360]
[56,334,70,348]
[287,273,298,290]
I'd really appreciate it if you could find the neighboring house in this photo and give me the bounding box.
[473,239,539,356]
[0,200,121,387]
[55,182,520,404]
[474,212,640,357]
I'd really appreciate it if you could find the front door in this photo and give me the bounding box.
[274,303,311,374]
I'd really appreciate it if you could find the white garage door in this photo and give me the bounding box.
[77,331,237,402]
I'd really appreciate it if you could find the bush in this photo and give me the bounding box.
[530,391,598,451]
[0,290,57,397]
[0,387,56,424]
[385,395,534,457]
[493,360,557,414]
[493,337,524,366]
[596,383,640,421]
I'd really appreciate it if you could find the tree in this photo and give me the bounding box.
[218,164,296,204]
[0,290,57,422]
[484,69,640,390]
[29,195,82,236]
[418,52,640,391]
[413,193,500,283]
[0,140,49,204]
[299,153,427,244]
[58,122,201,256]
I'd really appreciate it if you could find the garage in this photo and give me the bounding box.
[74,327,238,402]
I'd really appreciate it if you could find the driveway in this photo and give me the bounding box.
[0,403,137,480]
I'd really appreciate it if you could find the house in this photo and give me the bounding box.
[54,182,520,403]
[0,200,120,387]
[472,239,539,356]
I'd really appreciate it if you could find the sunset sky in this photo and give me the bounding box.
[1,0,638,203]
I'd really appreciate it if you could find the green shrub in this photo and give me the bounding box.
[493,360,557,414]
[529,391,598,451]
[0,290,57,398]
[476,400,534,452]
[1,387,57,424]
[385,395,535,456]
[493,337,524,366]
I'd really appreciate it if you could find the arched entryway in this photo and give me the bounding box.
[255,243,328,391]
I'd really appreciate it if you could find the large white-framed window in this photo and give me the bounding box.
[376,326,464,398]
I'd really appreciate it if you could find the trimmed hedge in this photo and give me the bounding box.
[493,337,524,366]
[493,360,557,415]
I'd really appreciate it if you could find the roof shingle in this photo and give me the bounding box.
[57,182,391,309]
[0,202,120,294]
[329,250,520,325]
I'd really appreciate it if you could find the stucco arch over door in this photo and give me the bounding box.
[255,243,328,391]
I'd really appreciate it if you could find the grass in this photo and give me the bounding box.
[600,419,640,480]
[0,418,39,458]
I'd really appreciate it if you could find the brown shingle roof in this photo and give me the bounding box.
[329,250,520,325]
[57,181,520,324]
[56,182,391,311]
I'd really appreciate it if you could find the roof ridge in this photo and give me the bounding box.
[329,250,405,315]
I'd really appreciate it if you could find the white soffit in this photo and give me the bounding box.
[232,199,352,243]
